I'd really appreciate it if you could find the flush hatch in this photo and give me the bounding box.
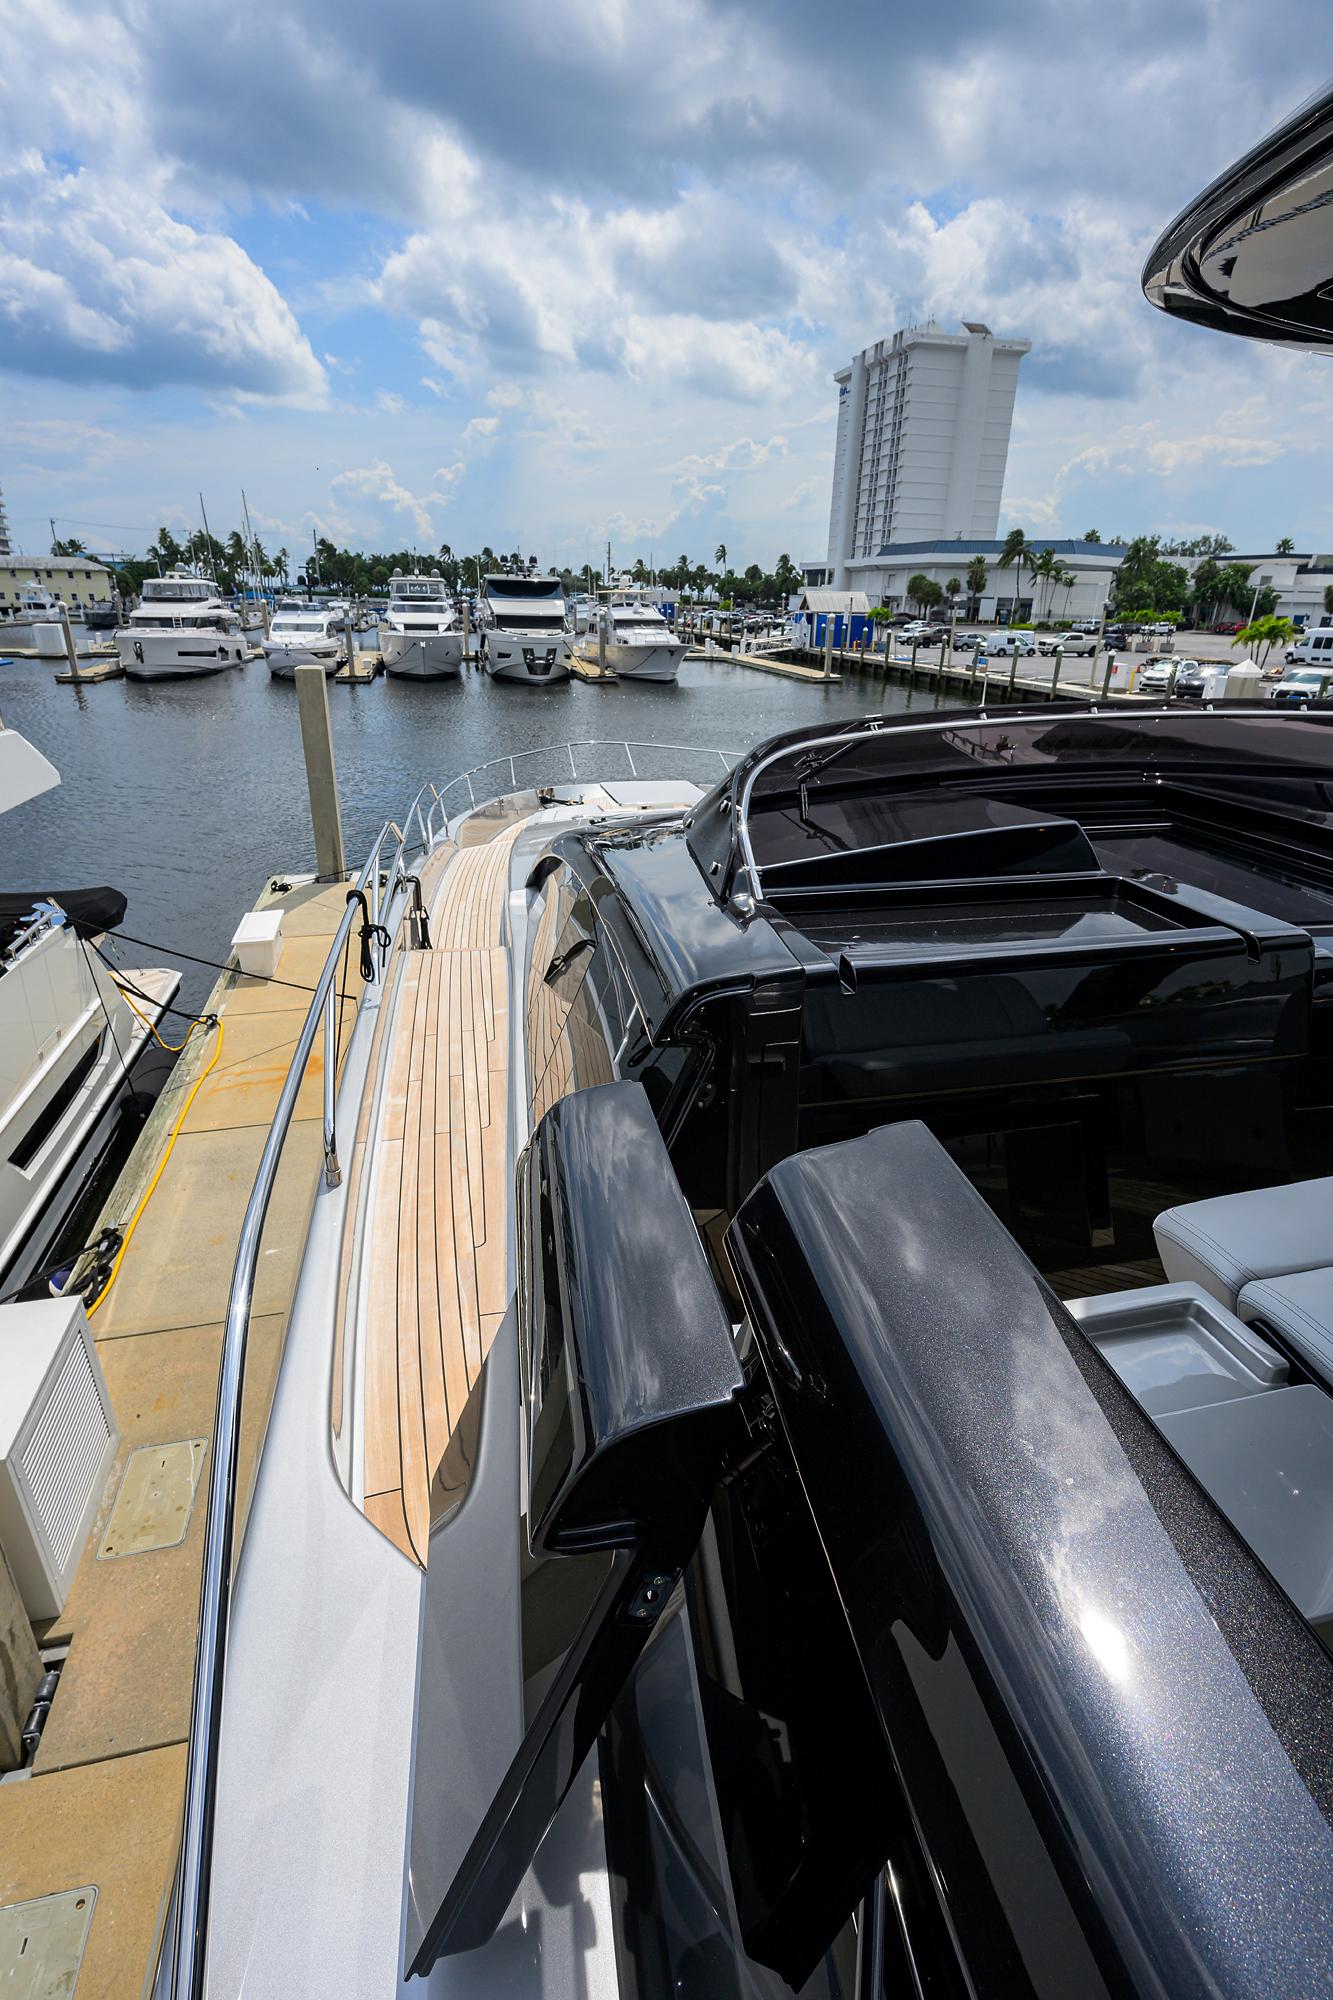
[0,1886,96,1996]
[97,1439,206,1559]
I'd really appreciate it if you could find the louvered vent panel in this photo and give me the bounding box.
[20,1338,112,1573]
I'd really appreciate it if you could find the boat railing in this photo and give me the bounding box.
[160,804,423,2000]
[416,738,738,845]
[160,737,738,1998]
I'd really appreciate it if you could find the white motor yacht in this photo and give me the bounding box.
[116,572,247,680]
[0,720,180,1298]
[477,571,571,683]
[0,588,69,646]
[378,572,462,679]
[575,587,686,683]
[263,602,344,678]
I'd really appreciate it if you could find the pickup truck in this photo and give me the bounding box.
[1037,630,1099,656]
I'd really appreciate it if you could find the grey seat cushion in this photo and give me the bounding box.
[1153,1177,1333,1310]
[1238,1267,1333,1388]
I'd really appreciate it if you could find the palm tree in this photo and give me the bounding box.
[966,554,988,618]
[998,529,1029,621]
[1276,536,1295,554]
[1027,548,1062,621]
[714,543,727,572]
[275,547,289,585]
[1083,528,1102,543]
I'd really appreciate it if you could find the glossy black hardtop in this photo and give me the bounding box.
[727,1121,1333,1998]
[1143,81,1333,346]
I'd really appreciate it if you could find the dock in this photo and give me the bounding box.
[690,643,842,685]
[0,877,363,1994]
[568,649,618,683]
[335,650,382,682]
[54,658,125,684]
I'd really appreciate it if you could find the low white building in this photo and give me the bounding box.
[1199,552,1333,627]
[841,537,1128,624]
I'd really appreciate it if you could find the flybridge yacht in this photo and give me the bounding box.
[478,569,571,683]
[0,721,178,1299]
[262,601,344,678]
[116,571,246,680]
[379,571,462,679]
[22,83,1333,2000]
[573,585,686,682]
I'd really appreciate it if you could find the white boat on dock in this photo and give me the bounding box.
[116,572,247,680]
[574,587,686,683]
[263,602,343,678]
[477,571,571,683]
[378,572,462,678]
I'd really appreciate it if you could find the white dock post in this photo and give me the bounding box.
[823,618,833,680]
[295,663,346,880]
[58,603,80,677]
[461,597,471,665]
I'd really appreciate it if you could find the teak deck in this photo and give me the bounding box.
[361,823,522,1561]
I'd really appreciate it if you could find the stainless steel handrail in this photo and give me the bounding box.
[166,822,397,2000]
[161,739,740,1997]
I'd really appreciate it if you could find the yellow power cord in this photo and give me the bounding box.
[86,1009,224,1316]
[113,977,211,1055]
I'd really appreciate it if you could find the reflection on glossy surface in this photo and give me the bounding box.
[1143,83,1333,347]
[728,1120,1333,1997]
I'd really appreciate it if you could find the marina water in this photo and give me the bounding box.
[0,653,924,1010]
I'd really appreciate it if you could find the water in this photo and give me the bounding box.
[0,652,932,1011]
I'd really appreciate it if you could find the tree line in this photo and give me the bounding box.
[55,522,1315,626]
[64,526,805,608]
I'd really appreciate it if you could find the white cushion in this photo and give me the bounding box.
[1153,1177,1333,1311]
[1237,1267,1333,1388]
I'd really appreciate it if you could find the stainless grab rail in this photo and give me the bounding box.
[161,740,740,1997]
[166,822,398,2000]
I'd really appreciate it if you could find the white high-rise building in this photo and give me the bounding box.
[0,481,10,558]
[827,321,1030,587]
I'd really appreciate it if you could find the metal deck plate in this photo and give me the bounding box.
[0,1886,97,1995]
[97,1439,207,1558]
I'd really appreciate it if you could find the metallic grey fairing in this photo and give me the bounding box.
[1143,82,1333,346]
[727,1121,1333,1998]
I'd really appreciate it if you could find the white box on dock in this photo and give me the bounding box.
[232,908,284,979]
[34,624,66,658]
[0,1296,118,1619]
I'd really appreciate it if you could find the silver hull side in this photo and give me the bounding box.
[265,645,340,678]
[380,629,462,678]
[484,636,571,684]
[604,641,685,683]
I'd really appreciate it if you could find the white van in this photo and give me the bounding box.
[985,631,1037,657]
[1284,627,1333,666]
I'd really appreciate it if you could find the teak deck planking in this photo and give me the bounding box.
[360,824,521,1561]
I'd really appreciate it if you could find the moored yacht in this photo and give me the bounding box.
[574,585,686,682]
[116,572,246,680]
[0,587,69,645]
[0,721,180,1299]
[263,601,344,677]
[477,569,571,683]
[378,571,462,678]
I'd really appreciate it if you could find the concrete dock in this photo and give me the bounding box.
[690,643,842,685]
[0,878,362,1994]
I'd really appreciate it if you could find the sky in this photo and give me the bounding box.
[0,0,1330,573]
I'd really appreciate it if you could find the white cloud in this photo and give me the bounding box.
[0,154,327,403]
[329,458,462,538]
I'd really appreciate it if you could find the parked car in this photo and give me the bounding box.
[1172,660,1228,701]
[1268,666,1333,704]
[1070,618,1100,634]
[1137,655,1200,696]
[985,631,1037,657]
[952,631,984,652]
[1037,631,1098,657]
[1211,621,1243,635]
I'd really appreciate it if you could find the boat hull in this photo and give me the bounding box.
[380,629,462,678]
[265,642,340,678]
[484,636,571,685]
[604,641,685,684]
[117,632,246,679]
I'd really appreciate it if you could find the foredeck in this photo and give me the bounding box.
[360,819,523,1561]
